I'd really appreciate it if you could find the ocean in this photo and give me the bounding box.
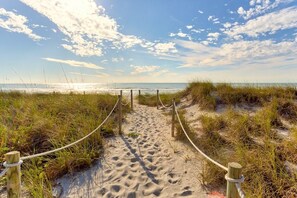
[0,83,296,94]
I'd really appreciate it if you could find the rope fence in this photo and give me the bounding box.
[158,94,173,109]
[172,101,245,198]
[121,100,130,106]
[1,89,245,198]
[0,96,122,198]
[174,102,228,171]
[21,98,119,160]
[155,88,245,198]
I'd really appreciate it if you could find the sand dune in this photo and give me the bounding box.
[55,103,208,197]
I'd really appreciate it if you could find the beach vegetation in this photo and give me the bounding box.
[0,92,128,197]
[175,81,297,197]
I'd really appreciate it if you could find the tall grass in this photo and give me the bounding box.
[138,92,182,107]
[195,103,297,197]
[183,81,297,110]
[184,81,216,110]
[174,81,297,197]
[0,92,127,197]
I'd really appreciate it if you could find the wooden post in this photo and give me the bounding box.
[5,151,21,198]
[156,90,159,109]
[130,89,133,111]
[120,90,122,98]
[172,98,175,137]
[138,90,141,97]
[118,94,122,134]
[226,162,242,198]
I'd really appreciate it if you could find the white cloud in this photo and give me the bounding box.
[186,25,193,29]
[177,32,187,38]
[20,0,143,56]
[208,15,220,24]
[0,8,44,41]
[207,32,220,41]
[227,6,297,38]
[52,28,57,33]
[237,0,294,19]
[150,42,178,55]
[191,28,205,33]
[201,41,209,45]
[43,57,104,69]
[223,22,232,28]
[169,30,192,40]
[70,71,109,78]
[173,39,297,68]
[20,0,178,58]
[198,10,203,14]
[130,65,160,75]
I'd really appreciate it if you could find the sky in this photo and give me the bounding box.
[0,0,297,83]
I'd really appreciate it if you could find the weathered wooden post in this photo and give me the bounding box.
[118,94,122,134]
[138,90,141,97]
[172,98,175,137]
[5,151,21,198]
[130,89,133,111]
[226,162,242,198]
[156,90,159,109]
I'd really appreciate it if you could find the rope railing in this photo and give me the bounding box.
[1,89,245,198]
[235,182,245,198]
[174,102,228,171]
[121,100,130,106]
[158,94,173,109]
[173,101,245,198]
[21,98,119,160]
[0,97,121,197]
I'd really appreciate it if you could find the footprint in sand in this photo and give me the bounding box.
[112,156,119,161]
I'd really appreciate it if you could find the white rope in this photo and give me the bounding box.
[0,168,8,177]
[225,174,245,198]
[174,103,228,171]
[224,174,244,183]
[21,99,119,160]
[235,183,245,198]
[3,160,23,168]
[158,95,172,109]
[0,160,23,177]
[121,100,130,106]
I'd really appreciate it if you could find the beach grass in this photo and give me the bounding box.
[138,92,182,107]
[0,92,128,197]
[178,81,297,197]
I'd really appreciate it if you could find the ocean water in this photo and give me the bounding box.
[0,83,296,94]
[0,83,187,94]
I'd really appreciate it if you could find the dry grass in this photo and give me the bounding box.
[183,81,216,110]
[138,92,182,107]
[183,81,297,110]
[0,92,128,197]
[175,81,297,197]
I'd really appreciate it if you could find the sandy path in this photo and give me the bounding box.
[55,103,208,198]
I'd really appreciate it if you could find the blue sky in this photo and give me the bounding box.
[0,0,297,83]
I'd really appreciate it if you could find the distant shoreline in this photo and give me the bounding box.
[0,82,296,94]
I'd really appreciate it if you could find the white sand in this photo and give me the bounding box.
[54,103,210,198]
